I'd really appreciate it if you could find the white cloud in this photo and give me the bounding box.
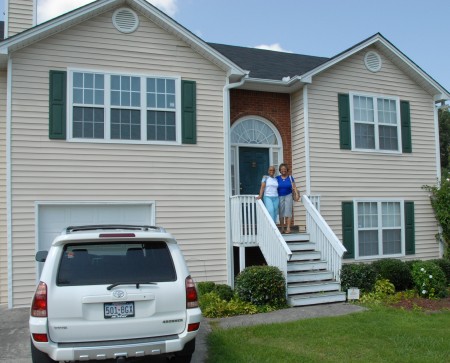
[37,0,178,23]
[255,43,291,53]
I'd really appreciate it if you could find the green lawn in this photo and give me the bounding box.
[207,307,450,363]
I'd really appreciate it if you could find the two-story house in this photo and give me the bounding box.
[1,0,448,308]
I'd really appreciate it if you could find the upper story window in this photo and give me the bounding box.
[350,93,401,152]
[69,71,180,143]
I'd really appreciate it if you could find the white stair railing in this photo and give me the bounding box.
[302,195,346,282]
[255,199,292,279]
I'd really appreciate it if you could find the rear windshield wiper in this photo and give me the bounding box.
[107,282,157,290]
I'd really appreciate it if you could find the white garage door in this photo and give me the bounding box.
[37,203,154,253]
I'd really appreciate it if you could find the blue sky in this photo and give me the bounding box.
[1,0,449,92]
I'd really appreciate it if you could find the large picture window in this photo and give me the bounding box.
[356,201,402,258]
[350,93,401,152]
[70,71,180,143]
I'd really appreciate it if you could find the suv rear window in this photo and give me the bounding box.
[57,242,176,286]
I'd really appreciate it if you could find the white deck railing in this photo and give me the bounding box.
[302,195,347,282]
[230,195,292,279]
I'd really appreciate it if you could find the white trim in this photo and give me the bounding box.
[67,68,182,145]
[303,85,311,195]
[434,103,441,181]
[6,57,13,308]
[349,91,402,154]
[33,0,38,26]
[353,199,405,260]
[4,0,9,38]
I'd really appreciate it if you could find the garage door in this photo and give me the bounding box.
[37,203,154,253]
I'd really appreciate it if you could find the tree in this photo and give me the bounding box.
[438,107,450,170]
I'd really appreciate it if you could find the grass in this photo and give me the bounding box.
[207,306,450,363]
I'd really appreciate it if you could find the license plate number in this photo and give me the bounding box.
[104,302,135,319]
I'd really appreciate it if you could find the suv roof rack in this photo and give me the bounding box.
[64,225,164,234]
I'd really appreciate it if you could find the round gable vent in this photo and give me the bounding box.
[364,51,382,73]
[113,7,139,34]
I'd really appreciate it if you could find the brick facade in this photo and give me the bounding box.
[230,89,292,169]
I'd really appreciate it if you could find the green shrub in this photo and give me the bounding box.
[198,291,258,318]
[430,259,450,286]
[359,279,396,305]
[197,281,216,296]
[371,259,414,291]
[234,266,286,307]
[214,284,234,301]
[340,263,377,293]
[411,261,448,298]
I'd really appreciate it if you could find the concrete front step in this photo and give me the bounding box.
[288,260,327,272]
[287,270,334,283]
[288,281,341,295]
[287,242,316,251]
[290,251,321,261]
[288,291,347,306]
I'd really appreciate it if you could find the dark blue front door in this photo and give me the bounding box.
[239,147,269,195]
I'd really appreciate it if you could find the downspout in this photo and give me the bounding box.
[6,57,13,308]
[223,74,247,286]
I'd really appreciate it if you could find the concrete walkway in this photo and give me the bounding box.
[1,303,365,363]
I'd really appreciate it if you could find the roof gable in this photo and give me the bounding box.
[0,0,246,80]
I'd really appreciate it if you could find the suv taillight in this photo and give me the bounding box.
[31,282,48,317]
[185,276,199,308]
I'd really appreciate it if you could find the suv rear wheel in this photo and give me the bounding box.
[31,339,56,363]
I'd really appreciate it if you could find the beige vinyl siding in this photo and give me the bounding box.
[9,9,228,306]
[0,71,7,305]
[305,47,440,261]
[290,90,307,228]
[6,0,34,37]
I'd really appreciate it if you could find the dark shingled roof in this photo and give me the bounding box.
[208,43,329,81]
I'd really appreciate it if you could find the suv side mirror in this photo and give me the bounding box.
[35,251,48,262]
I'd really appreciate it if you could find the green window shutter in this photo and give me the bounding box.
[342,201,355,259]
[181,80,196,144]
[49,70,67,139]
[400,100,412,153]
[338,94,351,150]
[405,201,415,255]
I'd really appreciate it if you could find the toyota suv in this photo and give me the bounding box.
[30,225,202,362]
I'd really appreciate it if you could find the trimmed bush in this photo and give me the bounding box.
[411,261,448,298]
[430,259,450,286]
[197,281,216,296]
[235,266,286,307]
[371,259,414,291]
[214,284,234,301]
[340,263,377,293]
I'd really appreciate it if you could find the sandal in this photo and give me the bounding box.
[285,230,292,234]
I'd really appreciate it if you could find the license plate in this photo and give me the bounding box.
[104,302,135,319]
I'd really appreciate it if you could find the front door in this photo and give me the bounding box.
[239,147,269,195]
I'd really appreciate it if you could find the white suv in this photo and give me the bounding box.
[29,225,202,363]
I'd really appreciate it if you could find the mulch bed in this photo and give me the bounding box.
[390,296,450,311]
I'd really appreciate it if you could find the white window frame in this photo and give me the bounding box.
[349,92,402,153]
[67,68,182,145]
[354,199,405,260]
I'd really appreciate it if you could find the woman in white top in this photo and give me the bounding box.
[256,166,279,222]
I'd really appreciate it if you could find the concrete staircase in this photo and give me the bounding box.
[284,232,346,306]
